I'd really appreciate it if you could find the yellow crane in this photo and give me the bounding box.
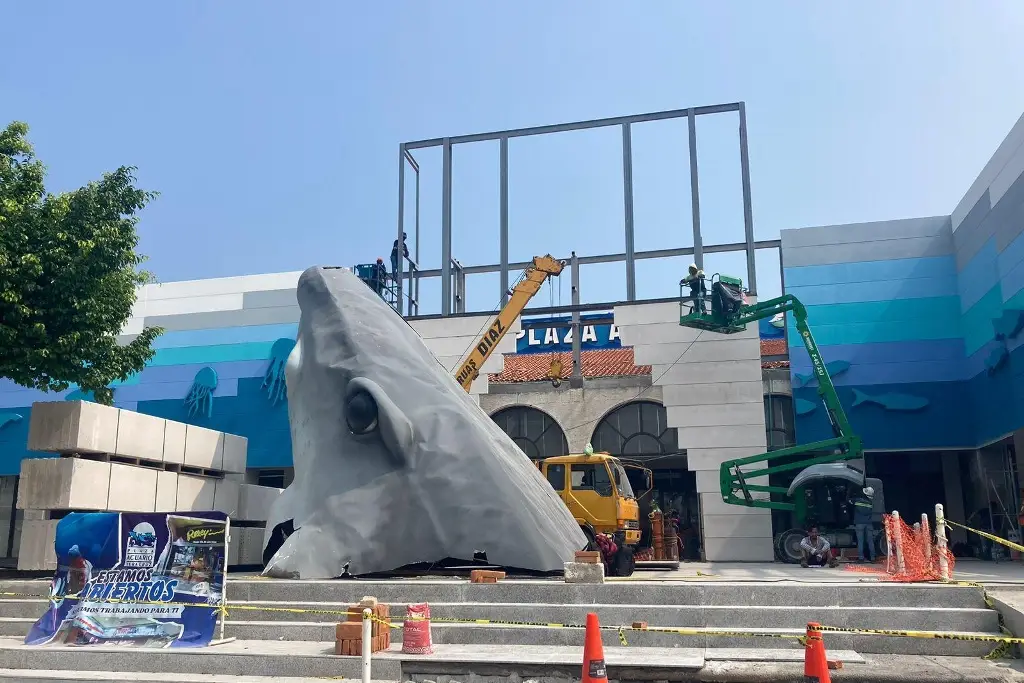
[454,254,564,392]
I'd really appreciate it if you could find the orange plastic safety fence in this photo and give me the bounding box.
[843,513,954,582]
[882,513,955,582]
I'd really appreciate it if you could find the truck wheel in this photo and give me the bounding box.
[775,529,805,564]
[612,545,635,577]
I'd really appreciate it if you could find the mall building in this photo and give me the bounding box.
[2,108,1024,566]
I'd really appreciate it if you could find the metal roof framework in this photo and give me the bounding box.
[396,102,781,322]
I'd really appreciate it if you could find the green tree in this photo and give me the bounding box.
[0,121,163,405]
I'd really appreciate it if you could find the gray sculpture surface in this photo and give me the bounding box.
[262,266,586,578]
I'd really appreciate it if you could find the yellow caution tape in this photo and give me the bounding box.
[817,624,1024,645]
[945,519,1024,554]
[4,588,1019,648]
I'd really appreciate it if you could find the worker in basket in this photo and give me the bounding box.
[372,258,388,295]
[681,264,707,314]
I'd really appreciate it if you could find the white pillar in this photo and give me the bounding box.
[935,503,950,581]
[362,608,373,683]
[892,511,906,575]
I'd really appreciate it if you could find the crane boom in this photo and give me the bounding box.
[679,277,863,512]
[455,255,564,392]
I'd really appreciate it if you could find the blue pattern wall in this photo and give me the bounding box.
[782,112,1024,450]
[950,113,1024,447]
[0,278,305,476]
[781,216,973,449]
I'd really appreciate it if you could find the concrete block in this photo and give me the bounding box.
[700,492,769,516]
[238,483,283,522]
[613,301,681,327]
[27,401,119,455]
[184,424,225,470]
[703,535,774,561]
[675,424,767,449]
[411,315,515,340]
[696,469,767,494]
[17,519,59,571]
[563,561,604,583]
[214,477,241,516]
[17,458,111,511]
[155,471,178,512]
[618,322,701,346]
[163,420,186,465]
[667,402,765,428]
[654,359,762,385]
[687,446,767,471]
[175,474,216,511]
[701,513,774,539]
[113,409,166,463]
[222,434,248,474]
[663,382,763,406]
[233,526,266,565]
[632,339,761,365]
[106,463,157,512]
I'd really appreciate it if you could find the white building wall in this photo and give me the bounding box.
[613,300,772,561]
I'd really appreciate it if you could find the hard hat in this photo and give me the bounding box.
[689,263,698,272]
[376,257,383,263]
[863,486,874,497]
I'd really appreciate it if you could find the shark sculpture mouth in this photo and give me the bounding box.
[261,266,587,579]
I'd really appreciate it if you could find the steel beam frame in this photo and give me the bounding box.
[398,102,763,317]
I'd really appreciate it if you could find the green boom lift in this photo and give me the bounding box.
[679,273,884,562]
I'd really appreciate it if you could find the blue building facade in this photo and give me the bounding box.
[784,113,1024,453]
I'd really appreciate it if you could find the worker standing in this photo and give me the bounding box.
[372,258,388,295]
[681,264,706,314]
[391,233,409,281]
[852,486,876,563]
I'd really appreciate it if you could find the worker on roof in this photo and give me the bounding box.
[681,264,706,314]
[372,257,388,295]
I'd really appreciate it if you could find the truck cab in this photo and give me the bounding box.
[537,451,643,547]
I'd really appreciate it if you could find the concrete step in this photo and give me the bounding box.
[222,600,999,632]
[0,672,393,683]
[0,636,402,679]
[0,578,989,608]
[223,579,990,608]
[0,598,999,632]
[0,616,995,657]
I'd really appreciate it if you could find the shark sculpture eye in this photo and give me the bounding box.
[346,389,379,435]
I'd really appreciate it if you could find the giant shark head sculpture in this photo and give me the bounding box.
[262,266,586,578]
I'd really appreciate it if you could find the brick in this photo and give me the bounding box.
[632,621,648,629]
[575,550,601,564]
[336,621,362,640]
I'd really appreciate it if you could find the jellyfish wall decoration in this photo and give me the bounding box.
[263,337,296,406]
[185,367,219,418]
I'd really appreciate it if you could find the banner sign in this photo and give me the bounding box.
[516,314,621,355]
[26,511,228,649]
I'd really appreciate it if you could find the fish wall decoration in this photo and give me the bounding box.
[0,412,23,431]
[794,398,818,416]
[850,388,929,412]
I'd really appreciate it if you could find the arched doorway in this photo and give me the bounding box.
[591,400,678,457]
[490,406,568,461]
[591,400,696,558]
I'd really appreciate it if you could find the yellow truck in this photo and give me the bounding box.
[536,449,648,576]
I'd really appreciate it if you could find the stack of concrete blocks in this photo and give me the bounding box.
[15,400,281,571]
[613,300,773,561]
[408,316,521,403]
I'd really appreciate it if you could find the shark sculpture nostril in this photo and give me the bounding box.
[261,265,587,579]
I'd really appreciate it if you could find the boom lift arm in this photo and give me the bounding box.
[679,279,863,512]
[455,255,565,392]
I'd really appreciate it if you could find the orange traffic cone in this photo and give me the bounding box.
[804,622,831,683]
[582,612,607,683]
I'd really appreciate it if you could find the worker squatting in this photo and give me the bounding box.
[80,568,180,604]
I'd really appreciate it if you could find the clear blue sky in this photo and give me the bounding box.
[4,1,1024,315]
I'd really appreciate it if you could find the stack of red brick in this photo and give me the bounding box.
[469,569,506,584]
[574,550,601,564]
[334,599,391,656]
